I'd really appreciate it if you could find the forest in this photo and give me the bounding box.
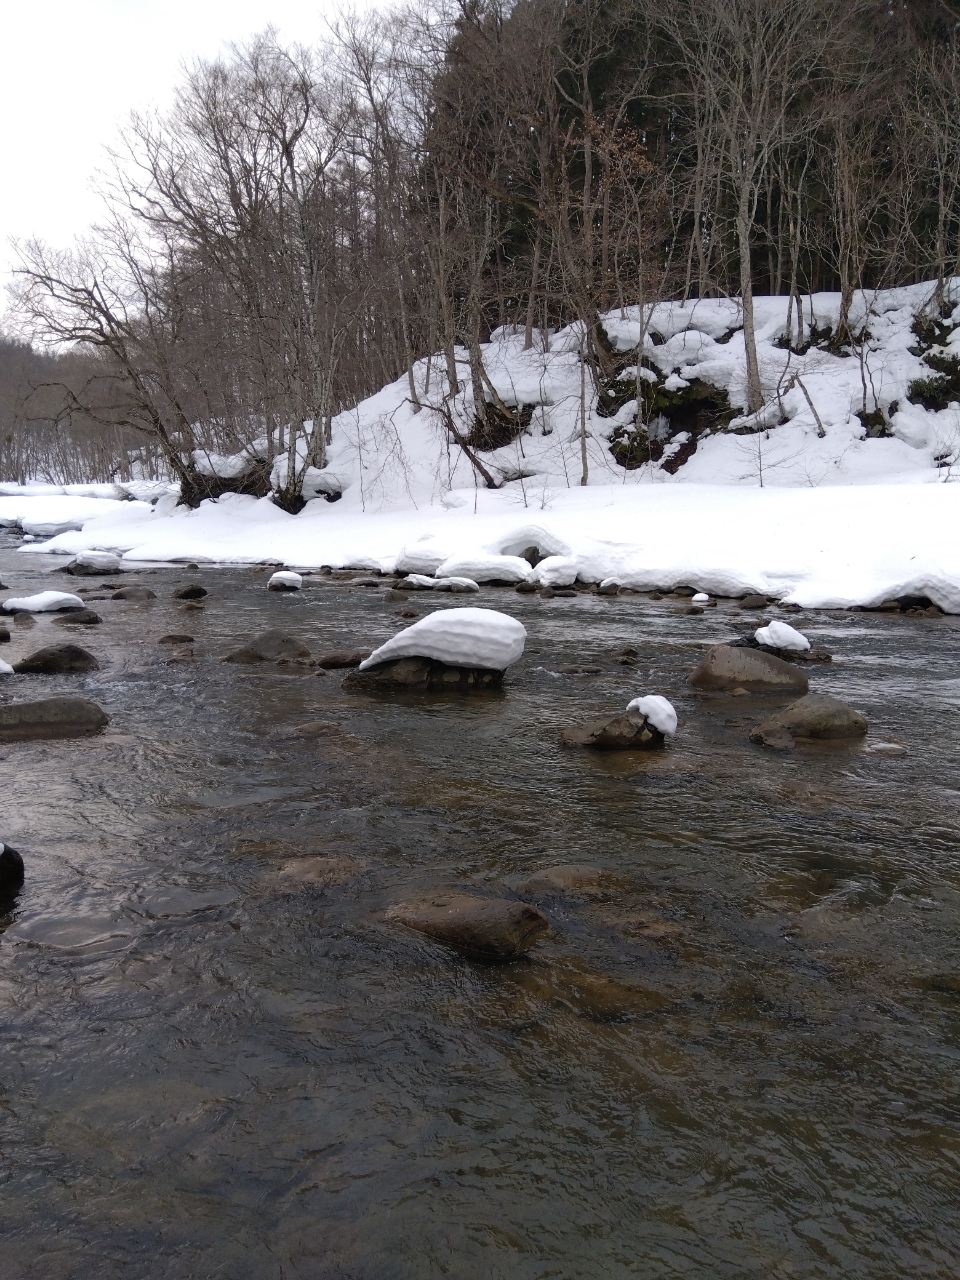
[4,0,960,505]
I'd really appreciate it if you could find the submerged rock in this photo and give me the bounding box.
[158,633,194,645]
[51,609,102,626]
[560,709,665,750]
[112,586,157,601]
[515,864,627,897]
[278,856,364,885]
[173,584,207,600]
[749,693,868,750]
[0,843,25,896]
[386,893,548,959]
[688,644,809,693]
[343,656,503,691]
[223,630,310,663]
[0,696,110,741]
[14,644,100,674]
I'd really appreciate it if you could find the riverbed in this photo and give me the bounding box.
[2,533,959,1279]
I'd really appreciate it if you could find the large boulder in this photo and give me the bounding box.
[343,656,503,691]
[385,893,548,959]
[14,644,100,674]
[688,644,809,693]
[359,607,525,672]
[749,693,868,750]
[560,709,665,750]
[0,843,25,896]
[223,630,310,663]
[0,696,110,741]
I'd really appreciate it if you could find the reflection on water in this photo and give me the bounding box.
[2,535,959,1279]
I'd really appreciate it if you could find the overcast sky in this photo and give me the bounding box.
[1,0,367,314]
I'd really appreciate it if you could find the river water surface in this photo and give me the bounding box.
[1,534,959,1279]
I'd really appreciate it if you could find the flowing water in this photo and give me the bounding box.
[1,534,959,1279]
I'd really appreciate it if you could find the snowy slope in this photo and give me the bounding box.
[7,281,960,610]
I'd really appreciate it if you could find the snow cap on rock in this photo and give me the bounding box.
[692,592,709,602]
[359,606,526,671]
[754,619,810,651]
[76,551,122,569]
[626,694,678,737]
[268,571,302,590]
[3,591,84,613]
[0,659,13,675]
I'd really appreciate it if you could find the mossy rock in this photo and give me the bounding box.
[469,401,535,450]
[907,352,960,411]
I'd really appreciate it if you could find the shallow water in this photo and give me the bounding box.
[1,536,959,1280]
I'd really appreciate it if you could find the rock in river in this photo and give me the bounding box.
[358,606,526,672]
[0,696,110,741]
[173,584,207,600]
[14,644,100,674]
[223,630,310,663]
[52,609,102,626]
[560,709,666,750]
[0,842,25,896]
[344,656,504,691]
[688,643,808,693]
[749,693,868,750]
[315,649,371,669]
[515,864,626,897]
[112,586,157,601]
[386,893,549,960]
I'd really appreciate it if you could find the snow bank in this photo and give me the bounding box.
[626,695,678,737]
[755,620,810,651]
[359,607,527,671]
[3,591,84,613]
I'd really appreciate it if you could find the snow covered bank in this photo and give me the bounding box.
[6,281,960,610]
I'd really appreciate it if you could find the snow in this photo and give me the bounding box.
[754,620,811,651]
[268,570,302,590]
[0,659,13,675]
[358,606,527,671]
[7,280,960,611]
[401,575,480,592]
[3,590,84,613]
[692,592,709,603]
[626,695,678,737]
[75,550,122,570]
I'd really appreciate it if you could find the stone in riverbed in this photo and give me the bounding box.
[739,593,769,609]
[112,586,157,601]
[0,696,110,741]
[0,842,25,896]
[0,627,9,643]
[173,584,207,600]
[386,893,549,959]
[52,609,102,626]
[688,644,808,693]
[158,633,194,645]
[343,656,503,691]
[12,613,35,628]
[515,864,627,897]
[315,649,371,669]
[749,693,867,751]
[223,630,310,663]
[278,856,364,885]
[14,644,100,674]
[560,710,665,750]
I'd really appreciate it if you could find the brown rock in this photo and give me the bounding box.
[158,634,194,645]
[0,696,110,741]
[385,893,548,959]
[315,649,371,669]
[688,644,809,693]
[173,584,207,600]
[740,593,769,609]
[560,710,664,750]
[112,586,157,601]
[749,693,868,751]
[13,644,99,674]
[515,864,626,897]
[343,657,503,691]
[223,630,310,663]
[278,856,363,885]
[51,609,102,626]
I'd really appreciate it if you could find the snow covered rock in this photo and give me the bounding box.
[400,574,479,593]
[626,695,678,737]
[535,556,579,587]
[560,709,668,751]
[395,545,446,576]
[13,644,100,675]
[434,554,535,585]
[268,571,303,591]
[385,893,549,959]
[64,551,123,576]
[223,630,310,664]
[692,592,709,603]
[0,659,13,675]
[3,591,84,613]
[0,843,24,895]
[598,579,622,596]
[688,644,809,693]
[749,694,867,751]
[358,607,526,672]
[0,696,110,741]
[754,620,810,651]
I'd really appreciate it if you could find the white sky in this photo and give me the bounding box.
[0,0,367,313]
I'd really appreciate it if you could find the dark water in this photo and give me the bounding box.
[1,535,959,1279]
